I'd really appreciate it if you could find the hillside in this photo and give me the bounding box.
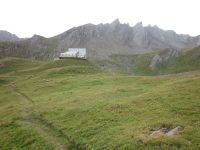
[95,46,200,75]
[0,20,200,59]
[0,30,20,41]
[0,57,200,149]
[0,35,58,59]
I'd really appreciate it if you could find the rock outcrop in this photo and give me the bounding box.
[150,49,180,70]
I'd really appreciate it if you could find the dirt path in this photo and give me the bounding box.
[9,84,34,103]
[9,84,71,150]
[22,120,67,150]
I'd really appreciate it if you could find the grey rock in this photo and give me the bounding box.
[149,55,163,69]
[150,128,167,137]
[166,126,182,136]
[149,126,182,137]
[150,49,180,70]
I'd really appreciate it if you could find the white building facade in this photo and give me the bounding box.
[60,48,86,59]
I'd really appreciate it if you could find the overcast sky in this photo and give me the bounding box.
[0,0,199,38]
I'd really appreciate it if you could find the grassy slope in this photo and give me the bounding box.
[0,57,200,149]
[154,47,200,74]
[100,47,200,75]
[0,37,58,59]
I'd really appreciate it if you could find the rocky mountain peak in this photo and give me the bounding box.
[32,34,45,38]
[0,30,20,41]
[109,19,121,30]
[111,19,120,25]
[31,34,46,41]
[134,22,143,28]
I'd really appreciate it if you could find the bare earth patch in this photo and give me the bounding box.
[0,64,6,68]
[149,126,183,138]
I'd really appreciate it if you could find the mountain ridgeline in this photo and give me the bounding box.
[0,19,200,60]
[0,30,20,42]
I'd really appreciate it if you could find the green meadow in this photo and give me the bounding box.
[0,57,200,150]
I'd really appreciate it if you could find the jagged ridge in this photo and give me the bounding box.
[0,19,200,59]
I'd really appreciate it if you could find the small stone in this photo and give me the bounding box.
[0,64,5,68]
[150,129,165,137]
[165,126,182,137]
